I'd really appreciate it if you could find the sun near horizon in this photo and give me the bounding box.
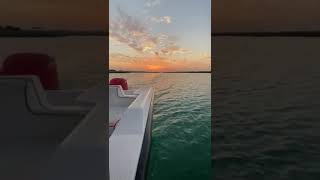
[109,0,211,72]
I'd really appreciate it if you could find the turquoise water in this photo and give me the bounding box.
[110,73,211,180]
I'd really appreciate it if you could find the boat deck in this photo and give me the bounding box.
[109,106,127,137]
[0,76,107,180]
[109,86,154,180]
[109,85,137,137]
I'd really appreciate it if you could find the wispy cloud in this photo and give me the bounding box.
[156,34,190,55]
[199,52,210,60]
[150,16,172,24]
[109,7,189,56]
[109,53,133,60]
[109,7,157,53]
[144,0,160,8]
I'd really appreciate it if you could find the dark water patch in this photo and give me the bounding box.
[213,37,320,180]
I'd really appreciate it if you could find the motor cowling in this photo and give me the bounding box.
[2,53,59,90]
[109,78,128,90]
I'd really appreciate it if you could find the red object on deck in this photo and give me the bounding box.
[2,53,59,90]
[0,66,4,75]
[109,78,128,90]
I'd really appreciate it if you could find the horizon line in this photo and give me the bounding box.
[109,70,211,73]
[212,31,320,37]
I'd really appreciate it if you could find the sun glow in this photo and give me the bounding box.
[145,65,162,71]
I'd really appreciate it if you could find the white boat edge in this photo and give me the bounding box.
[109,85,154,180]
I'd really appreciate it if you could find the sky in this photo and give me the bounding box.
[109,0,211,72]
[213,0,320,32]
[0,0,107,30]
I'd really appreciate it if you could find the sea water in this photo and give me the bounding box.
[110,73,211,180]
[212,37,320,180]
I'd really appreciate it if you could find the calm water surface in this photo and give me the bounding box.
[213,37,320,180]
[110,73,211,180]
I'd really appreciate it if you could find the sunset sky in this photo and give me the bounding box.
[109,0,211,72]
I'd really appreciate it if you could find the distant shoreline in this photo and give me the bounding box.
[4,30,320,38]
[0,30,107,37]
[109,71,211,73]
[212,31,320,37]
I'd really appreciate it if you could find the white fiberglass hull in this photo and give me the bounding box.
[109,86,154,180]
